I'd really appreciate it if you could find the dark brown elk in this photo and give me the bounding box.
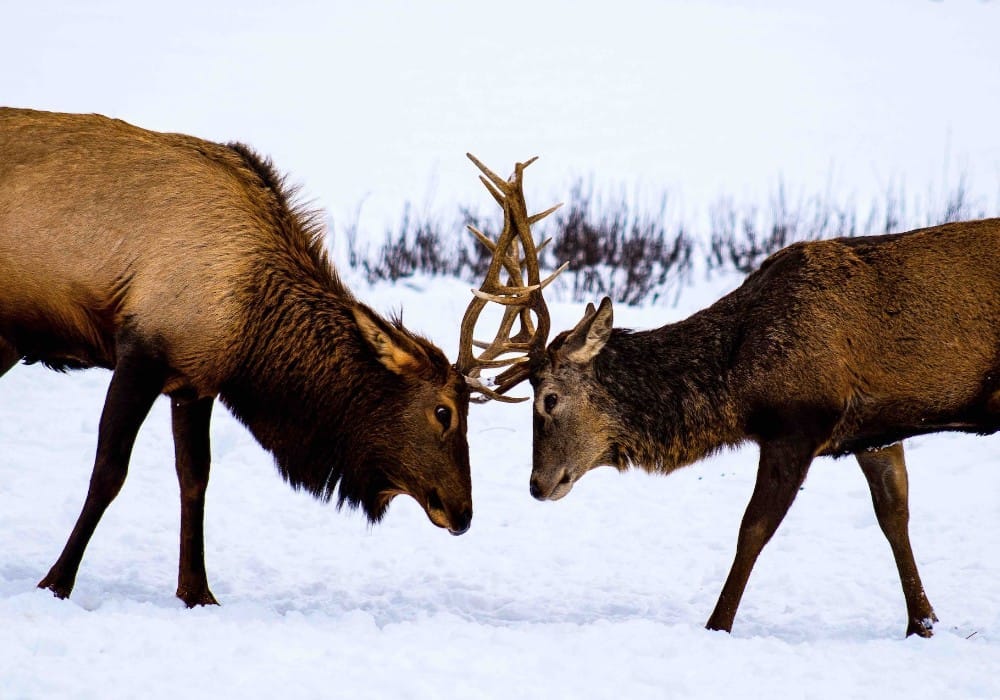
[462,167,1000,636]
[0,107,473,607]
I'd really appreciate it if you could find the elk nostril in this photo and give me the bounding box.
[449,508,472,536]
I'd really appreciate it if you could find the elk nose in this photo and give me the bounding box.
[529,476,548,501]
[449,506,472,536]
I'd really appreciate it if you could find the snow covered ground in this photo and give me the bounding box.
[2,273,998,699]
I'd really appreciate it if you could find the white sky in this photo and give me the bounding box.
[4,0,999,240]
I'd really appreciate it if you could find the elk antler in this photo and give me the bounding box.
[457,154,568,403]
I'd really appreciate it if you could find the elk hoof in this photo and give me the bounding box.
[906,617,935,638]
[177,586,219,607]
[37,576,73,600]
[704,617,734,634]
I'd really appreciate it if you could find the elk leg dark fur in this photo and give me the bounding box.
[171,396,219,607]
[38,334,166,599]
[855,442,937,638]
[0,337,19,377]
[706,438,813,633]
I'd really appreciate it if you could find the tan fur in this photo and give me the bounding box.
[0,108,277,391]
[0,108,474,605]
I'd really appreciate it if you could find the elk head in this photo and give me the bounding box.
[351,307,474,535]
[528,297,621,500]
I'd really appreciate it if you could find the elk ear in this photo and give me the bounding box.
[562,297,613,364]
[353,307,425,376]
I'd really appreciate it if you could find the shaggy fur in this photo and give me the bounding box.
[530,218,1000,637]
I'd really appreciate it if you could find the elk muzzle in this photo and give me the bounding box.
[423,487,473,536]
[529,465,579,501]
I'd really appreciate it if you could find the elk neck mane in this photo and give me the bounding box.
[215,144,445,520]
[594,310,746,473]
[224,141,348,299]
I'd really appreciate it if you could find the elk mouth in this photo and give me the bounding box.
[424,488,472,536]
[529,468,577,501]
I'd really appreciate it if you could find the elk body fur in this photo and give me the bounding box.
[529,218,1000,636]
[0,107,472,606]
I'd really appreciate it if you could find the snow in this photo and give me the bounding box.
[2,273,999,699]
[3,2,1000,697]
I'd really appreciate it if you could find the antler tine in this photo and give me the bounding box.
[467,153,539,191]
[456,154,568,402]
[467,376,531,404]
[466,153,509,190]
[529,203,563,226]
[466,225,496,252]
[468,224,532,290]
[470,261,567,304]
[478,176,505,208]
[489,363,533,398]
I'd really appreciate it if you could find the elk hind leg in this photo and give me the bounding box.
[171,395,218,607]
[38,334,166,599]
[706,438,813,633]
[856,442,936,638]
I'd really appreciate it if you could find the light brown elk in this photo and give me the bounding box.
[461,157,1000,637]
[0,107,473,606]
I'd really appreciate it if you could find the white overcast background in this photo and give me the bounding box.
[5,1,999,236]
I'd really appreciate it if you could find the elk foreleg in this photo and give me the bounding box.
[706,438,813,633]
[171,396,219,607]
[38,334,165,599]
[856,442,936,638]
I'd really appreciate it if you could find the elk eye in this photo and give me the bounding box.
[543,393,558,413]
[434,405,452,430]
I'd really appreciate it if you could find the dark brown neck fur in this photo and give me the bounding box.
[219,276,409,520]
[595,311,745,472]
[215,145,411,520]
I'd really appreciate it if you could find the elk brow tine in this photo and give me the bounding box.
[493,366,533,395]
[471,386,530,404]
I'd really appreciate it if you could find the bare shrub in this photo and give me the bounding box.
[551,180,693,305]
[344,169,995,304]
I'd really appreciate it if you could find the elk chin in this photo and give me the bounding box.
[420,489,472,536]
[547,474,577,501]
